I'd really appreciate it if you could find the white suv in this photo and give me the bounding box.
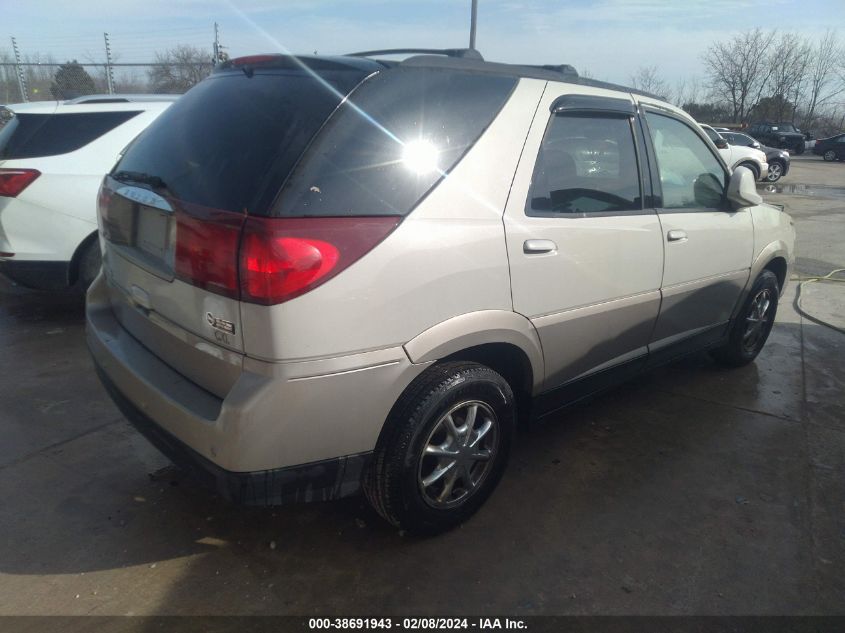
[700,123,769,181]
[0,95,176,291]
[87,52,795,534]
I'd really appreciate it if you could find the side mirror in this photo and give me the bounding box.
[751,141,761,149]
[727,166,762,209]
[714,137,729,150]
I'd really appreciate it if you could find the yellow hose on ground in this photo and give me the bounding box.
[790,268,845,334]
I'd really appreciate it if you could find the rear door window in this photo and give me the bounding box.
[0,111,140,159]
[526,113,642,215]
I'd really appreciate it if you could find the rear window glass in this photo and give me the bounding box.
[0,111,140,159]
[113,69,368,215]
[274,68,517,217]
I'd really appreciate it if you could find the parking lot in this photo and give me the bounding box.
[0,155,842,616]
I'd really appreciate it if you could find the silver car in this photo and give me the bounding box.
[87,50,795,534]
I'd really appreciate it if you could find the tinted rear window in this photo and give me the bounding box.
[0,111,140,159]
[274,68,517,217]
[113,69,368,215]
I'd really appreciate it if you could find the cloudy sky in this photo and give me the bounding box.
[5,0,844,85]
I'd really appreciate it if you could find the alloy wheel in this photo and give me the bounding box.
[418,400,499,509]
[766,163,783,182]
[743,288,774,353]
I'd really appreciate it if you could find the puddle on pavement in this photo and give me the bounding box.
[759,182,845,198]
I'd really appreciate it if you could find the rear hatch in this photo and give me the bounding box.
[98,57,378,396]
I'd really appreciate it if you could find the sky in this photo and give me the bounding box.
[4,0,844,86]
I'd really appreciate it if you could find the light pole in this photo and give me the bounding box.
[469,0,478,50]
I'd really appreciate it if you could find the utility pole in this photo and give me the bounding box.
[212,22,227,64]
[469,0,478,50]
[10,36,28,102]
[103,32,115,94]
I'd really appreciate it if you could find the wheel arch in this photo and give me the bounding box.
[734,160,761,180]
[68,230,99,285]
[763,256,788,291]
[403,310,545,397]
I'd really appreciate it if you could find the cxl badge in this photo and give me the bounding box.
[206,312,235,335]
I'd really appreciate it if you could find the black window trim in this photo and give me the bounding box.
[524,101,655,219]
[638,105,732,214]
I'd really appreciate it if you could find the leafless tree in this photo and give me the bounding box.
[148,45,212,93]
[0,49,22,103]
[672,75,703,108]
[630,65,669,99]
[702,28,777,123]
[764,33,813,121]
[802,30,843,127]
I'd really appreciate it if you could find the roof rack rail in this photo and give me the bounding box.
[347,48,483,61]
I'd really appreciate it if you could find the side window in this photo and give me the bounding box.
[644,112,727,210]
[526,113,642,216]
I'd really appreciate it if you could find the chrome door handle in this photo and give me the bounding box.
[523,239,557,254]
[667,230,688,242]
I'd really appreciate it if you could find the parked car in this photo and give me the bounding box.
[700,124,769,181]
[718,130,790,183]
[747,121,806,155]
[0,95,177,291]
[812,133,845,161]
[87,51,795,534]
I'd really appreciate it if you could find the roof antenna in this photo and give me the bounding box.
[469,0,478,50]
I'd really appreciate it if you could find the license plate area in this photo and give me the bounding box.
[136,208,171,263]
[105,186,176,281]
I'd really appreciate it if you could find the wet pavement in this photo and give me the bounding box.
[0,157,843,616]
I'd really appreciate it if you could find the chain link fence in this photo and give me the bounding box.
[1,61,214,103]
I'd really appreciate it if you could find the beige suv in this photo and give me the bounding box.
[87,50,795,534]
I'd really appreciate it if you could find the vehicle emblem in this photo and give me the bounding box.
[206,312,235,334]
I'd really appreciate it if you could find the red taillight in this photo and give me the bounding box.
[0,168,40,197]
[230,54,281,66]
[239,216,401,305]
[174,204,245,299]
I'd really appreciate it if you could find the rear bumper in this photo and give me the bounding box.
[0,258,71,289]
[95,362,370,505]
[86,273,426,502]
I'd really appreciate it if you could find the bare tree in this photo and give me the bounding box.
[803,30,843,128]
[672,75,702,108]
[630,65,669,99]
[702,28,777,123]
[148,45,212,93]
[764,33,812,121]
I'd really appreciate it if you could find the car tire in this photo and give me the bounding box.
[793,142,805,155]
[737,162,760,181]
[364,361,515,535]
[765,160,784,182]
[711,270,779,368]
[823,149,837,162]
[75,239,102,293]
